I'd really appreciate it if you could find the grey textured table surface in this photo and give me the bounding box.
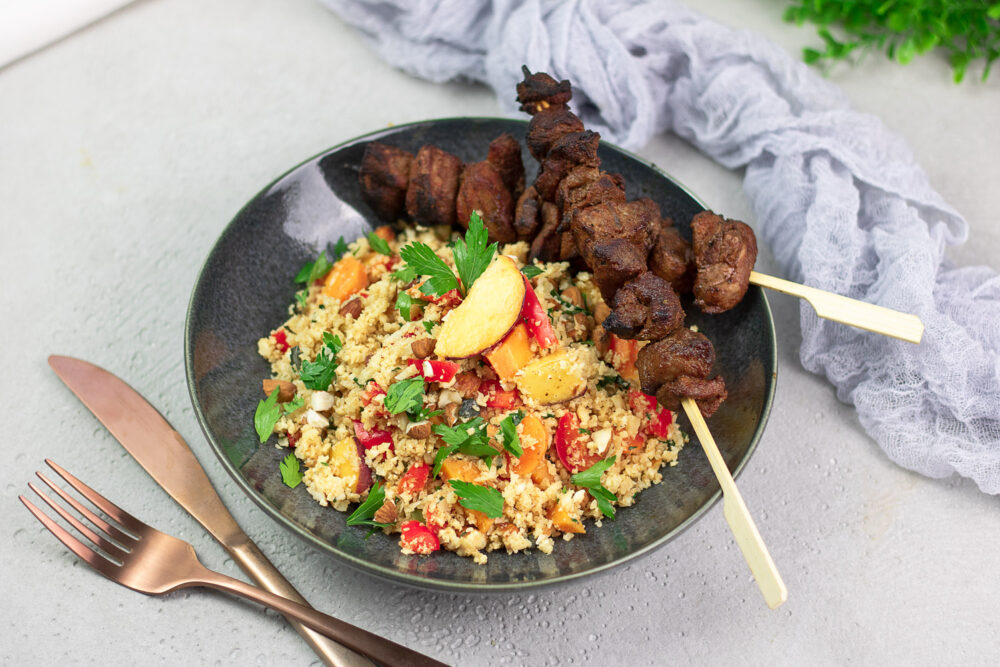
[2,1,999,665]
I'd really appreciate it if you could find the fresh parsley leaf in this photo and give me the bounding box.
[279,452,303,488]
[295,290,308,309]
[452,211,497,296]
[597,374,630,392]
[352,377,368,388]
[570,456,616,487]
[368,231,392,256]
[294,250,334,284]
[396,291,425,322]
[422,320,435,335]
[282,395,305,414]
[571,456,617,519]
[254,388,282,443]
[448,480,504,518]
[578,427,591,435]
[542,413,556,419]
[384,377,424,415]
[300,334,342,390]
[520,264,543,279]
[390,264,418,283]
[398,243,459,296]
[498,411,524,457]
[346,482,391,528]
[332,236,349,258]
[433,418,499,467]
[432,443,460,477]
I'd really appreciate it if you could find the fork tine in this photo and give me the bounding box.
[45,459,145,534]
[20,494,120,578]
[28,480,130,559]
[36,471,137,544]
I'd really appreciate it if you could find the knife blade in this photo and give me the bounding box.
[48,355,373,667]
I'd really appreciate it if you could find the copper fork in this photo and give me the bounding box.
[20,460,446,667]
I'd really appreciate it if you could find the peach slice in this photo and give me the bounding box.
[434,255,526,358]
[514,349,588,405]
[329,437,372,494]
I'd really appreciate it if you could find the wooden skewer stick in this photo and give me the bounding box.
[749,271,923,344]
[681,398,787,609]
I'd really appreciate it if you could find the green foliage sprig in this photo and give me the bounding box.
[784,0,1000,82]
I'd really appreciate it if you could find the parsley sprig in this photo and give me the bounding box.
[346,482,392,529]
[254,389,304,443]
[279,452,303,488]
[367,231,392,256]
[300,332,342,391]
[498,411,524,457]
[571,456,618,519]
[784,0,1000,83]
[448,480,504,518]
[395,212,497,298]
[384,377,425,415]
[432,418,500,473]
[452,212,497,297]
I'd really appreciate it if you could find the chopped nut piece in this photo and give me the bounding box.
[339,298,363,319]
[561,286,584,309]
[407,422,432,439]
[374,499,398,525]
[444,402,459,426]
[453,372,481,399]
[411,338,436,359]
[262,379,296,402]
[486,424,499,438]
[593,302,611,324]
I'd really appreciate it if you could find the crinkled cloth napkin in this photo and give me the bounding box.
[321,0,1000,493]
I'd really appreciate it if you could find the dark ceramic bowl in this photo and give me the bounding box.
[185,118,776,592]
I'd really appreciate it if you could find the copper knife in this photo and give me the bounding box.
[48,355,376,667]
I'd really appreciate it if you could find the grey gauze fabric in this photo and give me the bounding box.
[322,0,1000,493]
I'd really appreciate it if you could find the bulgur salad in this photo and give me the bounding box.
[255,215,686,563]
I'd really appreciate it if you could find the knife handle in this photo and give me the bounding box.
[227,538,374,667]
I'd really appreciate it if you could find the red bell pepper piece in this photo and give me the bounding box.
[272,329,290,353]
[628,389,673,439]
[353,420,393,451]
[554,413,601,473]
[479,380,521,410]
[400,520,440,553]
[520,277,558,349]
[397,463,430,497]
[360,380,385,406]
[408,358,459,383]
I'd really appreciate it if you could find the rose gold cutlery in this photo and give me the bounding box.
[20,459,445,667]
[47,355,378,667]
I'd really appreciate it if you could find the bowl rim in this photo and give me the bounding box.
[184,116,777,592]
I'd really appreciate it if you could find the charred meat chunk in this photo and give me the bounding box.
[588,238,647,302]
[455,161,516,242]
[571,198,657,268]
[514,186,541,240]
[601,272,684,341]
[635,328,726,418]
[690,211,758,313]
[649,224,695,294]
[358,142,414,221]
[526,107,585,161]
[516,66,573,114]
[555,166,627,216]
[405,145,462,227]
[656,376,727,418]
[486,133,526,198]
[534,130,601,200]
[529,201,562,262]
[636,328,715,395]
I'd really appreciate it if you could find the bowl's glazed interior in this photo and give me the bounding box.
[185,118,776,591]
